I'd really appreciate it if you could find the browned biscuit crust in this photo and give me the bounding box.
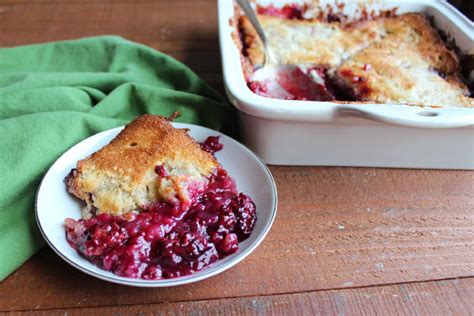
[239,14,383,67]
[380,13,459,74]
[67,115,218,217]
[238,11,472,107]
[333,14,472,107]
[332,41,473,107]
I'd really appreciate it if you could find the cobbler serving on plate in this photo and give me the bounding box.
[64,115,257,280]
[237,3,473,107]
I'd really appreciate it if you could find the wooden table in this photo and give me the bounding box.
[1,1,473,314]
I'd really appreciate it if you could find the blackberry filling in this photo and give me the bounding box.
[65,136,257,280]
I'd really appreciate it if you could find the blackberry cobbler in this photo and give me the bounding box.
[237,3,473,107]
[64,115,257,279]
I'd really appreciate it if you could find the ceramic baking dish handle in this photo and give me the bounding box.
[336,105,474,129]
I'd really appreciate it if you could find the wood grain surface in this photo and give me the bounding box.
[0,0,473,315]
[5,278,474,315]
[1,168,473,313]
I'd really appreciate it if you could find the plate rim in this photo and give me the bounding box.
[35,122,278,287]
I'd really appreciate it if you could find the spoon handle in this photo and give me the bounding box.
[235,0,272,64]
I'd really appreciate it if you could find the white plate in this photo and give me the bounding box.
[35,123,277,287]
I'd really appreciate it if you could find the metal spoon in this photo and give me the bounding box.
[235,0,335,100]
[235,0,276,66]
[235,0,296,99]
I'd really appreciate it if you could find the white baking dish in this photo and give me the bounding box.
[218,0,474,169]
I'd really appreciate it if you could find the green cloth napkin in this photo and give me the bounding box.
[0,36,229,280]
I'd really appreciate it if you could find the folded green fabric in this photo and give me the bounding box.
[0,36,229,280]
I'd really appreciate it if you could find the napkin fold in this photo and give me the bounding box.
[0,36,229,280]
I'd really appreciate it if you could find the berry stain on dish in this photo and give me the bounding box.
[64,115,257,280]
